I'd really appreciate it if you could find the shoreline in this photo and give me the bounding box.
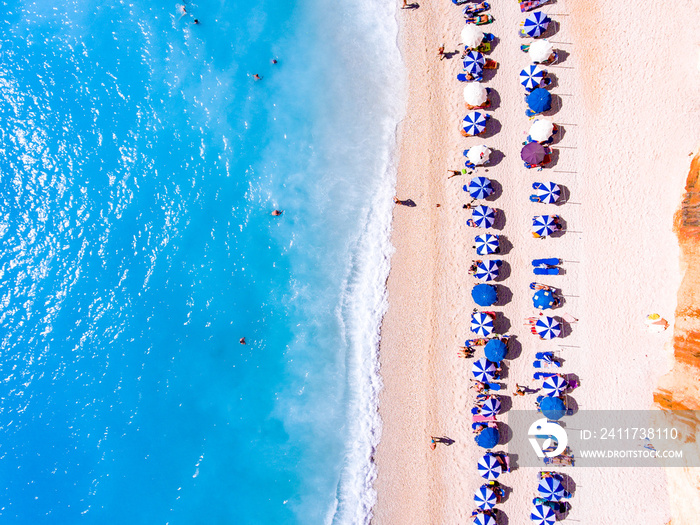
[373,0,700,523]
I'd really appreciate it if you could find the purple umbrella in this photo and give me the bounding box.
[521,142,547,165]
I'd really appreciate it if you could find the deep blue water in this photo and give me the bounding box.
[0,1,402,523]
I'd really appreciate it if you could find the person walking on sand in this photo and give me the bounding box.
[438,44,445,60]
[402,0,408,8]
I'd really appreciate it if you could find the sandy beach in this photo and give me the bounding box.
[374,0,700,523]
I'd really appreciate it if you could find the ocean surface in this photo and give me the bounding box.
[0,1,403,523]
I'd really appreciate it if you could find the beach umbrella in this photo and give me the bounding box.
[466,144,491,165]
[484,339,507,362]
[533,289,556,309]
[465,176,493,200]
[475,233,499,255]
[461,24,485,49]
[535,316,561,340]
[538,476,565,501]
[479,396,502,417]
[527,88,552,114]
[531,504,556,525]
[476,426,500,449]
[462,111,489,136]
[540,396,567,420]
[473,513,497,525]
[521,142,547,164]
[523,11,551,38]
[477,453,503,480]
[463,50,486,75]
[471,205,495,228]
[542,375,568,396]
[530,119,555,142]
[474,486,498,510]
[471,312,495,336]
[520,64,546,91]
[532,215,557,237]
[471,357,497,382]
[463,83,488,106]
[472,283,498,306]
[474,260,501,282]
[529,39,554,63]
[534,181,560,204]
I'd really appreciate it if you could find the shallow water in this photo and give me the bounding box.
[0,1,403,523]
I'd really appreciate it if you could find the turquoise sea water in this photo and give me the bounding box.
[0,1,402,523]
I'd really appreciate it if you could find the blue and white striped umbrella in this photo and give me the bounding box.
[473,512,497,525]
[471,357,497,382]
[477,453,503,480]
[475,234,499,255]
[466,176,494,200]
[475,260,501,282]
[535,316,561,340]
[463,50,486,75]
[535,182,561,204]
[479,396,501,417]
[538,476,565,501]
[520,64,546,91]
[472,205,496,228]
[474,486,498,510]
[532,215,557,237]
[523,11,551,38]
[471,312,494,336]
[542,375,568,396]
[462,111,489,136]
[530,504,556,525]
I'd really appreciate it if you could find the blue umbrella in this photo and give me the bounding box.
[471,311,495,336]
[472,283,498,306]
[475,260,501,282]
[542,374,568,396]
[462,111,489,136]
[531,504,556,525]
[475,234,499,255]
[520,64,545,91]
[479,396,502,417]
[523,11,551,38]
[473,513,497,525]
[484,338,507,362]
[471,357,497,382]
[472,205,496,228]
[532,215,557,237]
[534,181,560,203]
[540,396,566,420]
[474,486,498,510]
[533,289,556,309]
[535,316,561,339]
[476,427,500,449]
[538,476,565,500]
[466,176,493,200]
[527,88,552,114]
[463,50,486,75]
[477,453,503,480]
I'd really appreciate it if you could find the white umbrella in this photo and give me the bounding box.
[463,83,488,106]
[467,145,491,166]
[529,119,555,142]
[529,39,554,63]
[461,24,484,49]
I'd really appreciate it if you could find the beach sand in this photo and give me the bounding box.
[374,0,700,523]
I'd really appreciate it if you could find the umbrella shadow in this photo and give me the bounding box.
[500,483,514,502]
[491,209,506,230]
[486,87,501,110]
[496,235,513,255]
[494,509,509,525]
[563,394,578,416]
[554,48,570,65]
[484,148,504,167]
[558,472,577,496]
[548,217,566,238]
[554,184,570,206]
[541,20,560,39]
[550,123,565,144]
[493,313,511,334]
[495,259,510,280]
[485,178,503,201]
[498,394,513,414]
[555,316,570,337]
[564,372,581,392]
[498,362,509,380]
[545,72,559,90]
[482,67,498,82]
[494,284,512,306]
[497,421,512,445]
[480,117,501,139]
[542,94,562,116]
[505,336,522,360]
[486,34,500,53]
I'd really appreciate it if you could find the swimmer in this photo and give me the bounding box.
[239,337,246,345]
[253,74,262,81]
[271,210,283,216]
